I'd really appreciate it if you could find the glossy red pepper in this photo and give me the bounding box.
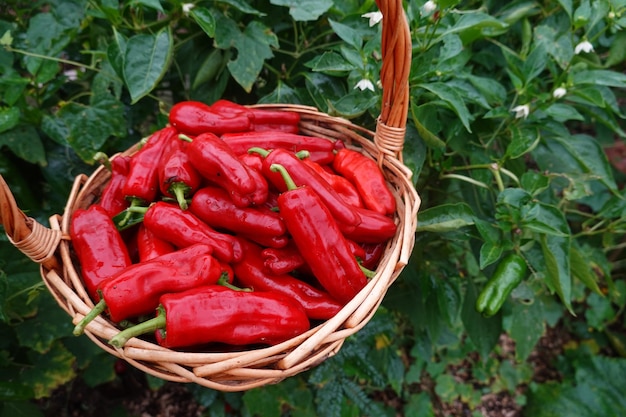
[222,131,337,164]
[359,242,386,270]
[301,158,363,208]
[271,163,370,304]
[95,153,131,217]
[108,285,310,349]
[233,239,342,320]
[209,100,301,133]
[338,206,397,244]
[189,186,286,238]
[183,132,265,207]
[143,201,243,263]
[122,126,176,204]
[169,101,251,135]
[332,148,396,215]
[158,137,202,210]
[250,147,362,228]
[136,223,175,262]
[70,205,132,301]
[73,244,224,334]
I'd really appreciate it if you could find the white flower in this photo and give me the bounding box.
[63,69,78,81]
[362,11,383,27]
[552,87,567,99]
[574,40,594,54]
[354,79,375,92]
[511,104,530,119]
[422,1,437,15]
[182,3,195,15]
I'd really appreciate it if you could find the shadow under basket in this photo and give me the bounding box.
[0,0,420,392]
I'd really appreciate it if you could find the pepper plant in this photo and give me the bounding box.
[0,0,625,416]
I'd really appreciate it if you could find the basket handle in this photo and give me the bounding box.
[374,0,412,162]
[0,174,62,271]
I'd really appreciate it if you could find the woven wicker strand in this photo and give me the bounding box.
[0,0,420,392]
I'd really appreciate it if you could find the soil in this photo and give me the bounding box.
[36,323,573,417]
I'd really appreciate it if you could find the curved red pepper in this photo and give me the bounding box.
[108,285,310,349]
[158,137,202,210]
[136,223,175,262]
[302,158,363,208]
[233,239,342,320]
[70,205,132,301]
[271,164,368,304]
[338,206,397,244]
[222,131,337,164]
[143,202,243,263]
[332,148,396,215]
[189,186,286,237]
[209,100,300,133]
[123,126,177,204]
[251,148,362,228]
[96,154,131,217]
[183,132,265,207]
[169,101,251,136]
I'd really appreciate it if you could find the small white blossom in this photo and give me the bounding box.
[552,87,567,99]
[512,104,530,119]
[354,79,375,92]
[362,11,383,27]
[422,1,437,15]
[182,3,195,15]
[63,69,78,81]
[574,40,594,54]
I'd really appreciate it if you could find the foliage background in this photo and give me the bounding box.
[0,0,625,416]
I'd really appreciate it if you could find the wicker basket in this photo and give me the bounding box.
[0,0,419,392]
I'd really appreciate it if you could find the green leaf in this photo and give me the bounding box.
[461,279,502,359]
[0,381,34,401]
[305,51,356,75]
[131,0,163,12]
[533,25,574,69]
[508,299,545,361]
[520,171,550,196]
[106,28,127,81]
[539,234,573,313]
[521,201,570,237]
[189,6,216,38]
[572,69,626,88]
[570,244,603,295]
[218,0,266,16]
[327,90,378,119]
[606,31,626,67]
[328,19,363,50]
[405,392,435,417]
[437,12,509,44]
[543,103,585,123]
[14,294,73,353]
[551,133,618,192]
[417,82,473,132]
[526,355,626,416]
[0,125,46,165]
[123,27,173,103]
[556,0,573,19]
[270,0,333,21]
[0,401,44,417]
[0,107,19,134]
[304,72,347,113]
[506,125,540,159]
[479,242,504,269]
[417,203,475,232]
[522,43,548,85]
[19,341,76,399]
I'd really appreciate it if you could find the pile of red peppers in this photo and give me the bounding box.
[70,99,399,351]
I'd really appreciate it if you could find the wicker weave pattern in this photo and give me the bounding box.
[0,0,419,392]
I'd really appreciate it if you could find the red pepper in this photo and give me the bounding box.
[70,205,132,301]
[108,285,310,349]
[359,242,386,270]
[209,100,301,133]
[271,163,370,304]
[222,131,337,164]
[238,232,290,249]
[332,148,396,215]
[233,239,342,320]
[95,153,131,218]
[143,201,243,263]
[158,137,202,210]
[73,244,224,335]
[122,126,176,204]
[189,186,286,238]
[261,243,309,275]
[169,101,251,136]
[250,147,362,228]
[136,223,175,262]
[182,132,265,207]
[301,158,363,208]
[338,206,397,244]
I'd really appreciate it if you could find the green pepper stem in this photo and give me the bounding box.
[108,306,166,348]
[93,152,112,170]
[73,298,107,336]
[170,182,190,210]
[295,150,310,160]
[247,147,270,157]
[270,163,298,191]
[217,274,252,292]
[359,264,376,279]
[179,133,193,142]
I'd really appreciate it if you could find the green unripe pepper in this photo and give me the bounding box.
[475,253,527,317]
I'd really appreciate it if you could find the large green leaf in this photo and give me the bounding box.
[416,203,475,232]
[417,82,474,132]
[0,125,46,165]
[0,107,19,134]
[572,69,626,88]
[14,294,73,353]
[461,280,502,360]
[270,0,333,21]
[507,299,545,361]
[19,341,76,399]
[539,234,573,313]
[189,6,216,38]
[123,27,173,103]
